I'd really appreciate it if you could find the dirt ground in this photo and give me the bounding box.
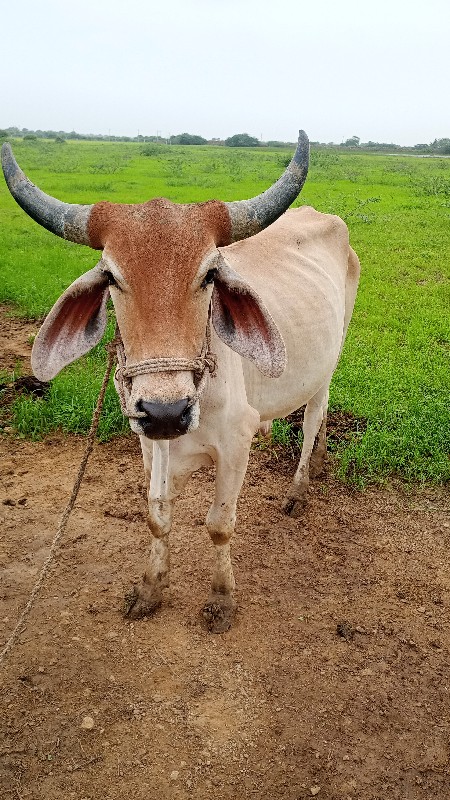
[0,309,449,799]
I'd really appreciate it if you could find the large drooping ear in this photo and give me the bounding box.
[31,263,109,381]
[211,256,286,378]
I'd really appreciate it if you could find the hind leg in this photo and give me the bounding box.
[309,411,327,478]
[282,386,329,518]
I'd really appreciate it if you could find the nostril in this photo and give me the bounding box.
[136,399,145,414]
[180,406,190,424]
[136,399,161,419]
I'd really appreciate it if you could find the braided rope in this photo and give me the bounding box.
[112,320,217,419]
[0,343,116,667]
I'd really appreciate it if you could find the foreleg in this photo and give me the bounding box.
[125,439,172,618]
[125,439,208,619]
[203,410,259,633]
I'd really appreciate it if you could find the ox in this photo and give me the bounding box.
[1,133,360,632]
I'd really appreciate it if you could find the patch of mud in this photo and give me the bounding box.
[0,375,49,396]
[286,406,367,444]
[0,305,39,373]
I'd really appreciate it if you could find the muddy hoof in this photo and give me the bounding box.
[123,583,162,620]
[282,486,307,518]
[202,594,236,634]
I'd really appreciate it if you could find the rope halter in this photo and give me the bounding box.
[108,319,217,420]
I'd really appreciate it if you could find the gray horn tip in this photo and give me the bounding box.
[295,130,310,156]
[1,141,13,166]
[1,142,20,184]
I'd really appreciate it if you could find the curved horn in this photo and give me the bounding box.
[225,130,310,242]
[1,142,94,246]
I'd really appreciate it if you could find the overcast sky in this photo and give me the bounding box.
[2,0,449,145]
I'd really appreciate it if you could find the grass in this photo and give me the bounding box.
[0,138,449,485]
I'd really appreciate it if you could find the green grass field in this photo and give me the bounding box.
[0,138,449,485]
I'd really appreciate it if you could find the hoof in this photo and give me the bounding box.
[282,485,308,518]
[123,582,162,620]
[202,593,236,634]
[258,420,273,437]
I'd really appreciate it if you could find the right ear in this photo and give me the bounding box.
[31,263,110,381]
[211,256,286,378]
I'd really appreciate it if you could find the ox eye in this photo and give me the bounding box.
[201,268,218,289]
[103,270,118,288]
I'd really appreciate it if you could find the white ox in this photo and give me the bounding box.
[1,133,360,632]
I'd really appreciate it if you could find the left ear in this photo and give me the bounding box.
[211,256,286,378]
[31,263,110,381]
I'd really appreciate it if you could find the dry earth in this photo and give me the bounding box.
[0,308,449,800]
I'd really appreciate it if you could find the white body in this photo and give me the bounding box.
[136,207,360,630]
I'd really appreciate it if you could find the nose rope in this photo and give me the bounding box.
[108,320,217,420]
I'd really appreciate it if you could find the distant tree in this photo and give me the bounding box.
[170,132,207,145]
[430,138,450,154]
[225,133,260,147]
[23,133,37,140]
[342,135,360,147]
[55,136,66,144]
[0,129,8,139]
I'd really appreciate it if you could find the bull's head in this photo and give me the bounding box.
[1,132,309,439]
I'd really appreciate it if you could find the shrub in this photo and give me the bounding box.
[170,133,207,145]
[141,143,163,156]
[225,133,260,148]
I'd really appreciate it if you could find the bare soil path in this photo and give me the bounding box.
[0,309,449,799]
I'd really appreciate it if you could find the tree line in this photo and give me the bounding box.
[1,127,449,154]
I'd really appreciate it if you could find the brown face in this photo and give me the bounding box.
[30,194,285,442]
[88,197,232,438]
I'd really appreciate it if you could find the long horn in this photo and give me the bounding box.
[1,142,94,246]
[225,130,310,242]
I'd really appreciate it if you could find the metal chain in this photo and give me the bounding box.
[0,343,117,667]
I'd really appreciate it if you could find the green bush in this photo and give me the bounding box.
[225,133,260,148]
